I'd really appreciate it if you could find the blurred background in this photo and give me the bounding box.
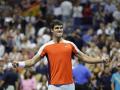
[0,0,120,90]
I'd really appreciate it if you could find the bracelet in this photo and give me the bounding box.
[18,61,25,67]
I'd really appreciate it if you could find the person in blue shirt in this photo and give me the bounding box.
[72,60,92,90]
[111,64,120,90]
[2,66,19,90]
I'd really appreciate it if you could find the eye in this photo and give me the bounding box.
[60,27,63,29]
[54,25,63,30]
[55,27,59,29]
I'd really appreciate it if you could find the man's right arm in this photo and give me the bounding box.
[13,53,41,68]
[24,54,41,67]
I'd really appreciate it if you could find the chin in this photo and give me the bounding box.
[56,34,63,37]
[56,35,62,38]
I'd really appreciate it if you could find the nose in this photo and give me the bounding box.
[58,28,62,31]
[58,27,63,31]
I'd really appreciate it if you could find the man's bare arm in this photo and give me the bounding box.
[13,54,41,67]
[25,54,41,67]
[77,51,107,64]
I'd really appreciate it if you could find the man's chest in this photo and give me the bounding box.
[45,43,73,55]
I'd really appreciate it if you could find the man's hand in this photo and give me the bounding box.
[101,55,110,63]
[12,61,26,68]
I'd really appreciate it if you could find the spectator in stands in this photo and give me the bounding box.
[104,0,116,23]
[111,64,120,90]
[82,28,94,44]
[73,61,92,90]
[60,0,73,28]
[36,60,48,75]
[72,1,83,29]
[38,75,48,90]
[2,63,19,90]
[98,66,112,90]
[20,68,37,90]
[0,41,5,58]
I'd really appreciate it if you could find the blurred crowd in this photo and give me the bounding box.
[0,0,120,90]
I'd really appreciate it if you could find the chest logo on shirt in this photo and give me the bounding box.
[64,44,68,47]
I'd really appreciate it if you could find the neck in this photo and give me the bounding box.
[53,36,63,43]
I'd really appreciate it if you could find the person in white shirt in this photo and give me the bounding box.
[0,42,5,58]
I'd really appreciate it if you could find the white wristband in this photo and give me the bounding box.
[18,61,25,67]
[7,62,13,68]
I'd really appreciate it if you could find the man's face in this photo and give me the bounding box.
[51,25,63,38]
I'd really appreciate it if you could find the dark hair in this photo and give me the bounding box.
[50,19,63,29]
[24,69,33,79]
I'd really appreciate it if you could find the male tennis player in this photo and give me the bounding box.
[13,19,108,90]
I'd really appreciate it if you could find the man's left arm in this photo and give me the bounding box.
[77,51,108,64]
[70,41,108,64]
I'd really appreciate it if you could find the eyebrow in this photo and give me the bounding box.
[54,26,63,29]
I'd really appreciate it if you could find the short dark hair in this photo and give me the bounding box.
[50,19,63,29]
[24,69,33,79]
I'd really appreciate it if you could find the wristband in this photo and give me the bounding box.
[18,61,25,67]
[7,62,13,68]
